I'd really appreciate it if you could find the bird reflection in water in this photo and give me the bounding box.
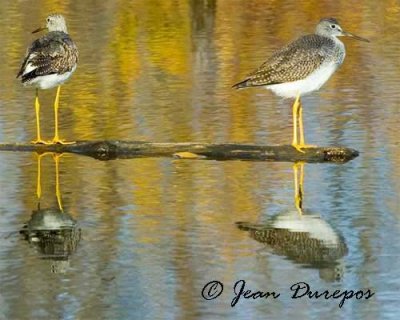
[20,152,81,273]
[237,163,348,282]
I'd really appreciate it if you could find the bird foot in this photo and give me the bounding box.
[31,139,52,145]
[51,138,76,145]
[292,143,317,153]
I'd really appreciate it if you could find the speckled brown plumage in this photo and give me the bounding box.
[237,221,348,267]
[17,31,78,83]
[233,34,339,89]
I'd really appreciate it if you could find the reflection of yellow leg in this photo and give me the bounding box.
[293,162,304,214]
[299,162,304,189]
[35,152,64,211]
[32,89,51,144]
[36,152,42,199]
[52,86,75,145]
[53,153,64,212]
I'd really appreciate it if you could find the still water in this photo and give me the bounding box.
[0,0,399,319]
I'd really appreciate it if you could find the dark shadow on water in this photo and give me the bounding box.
[237,163,348,282]
[19,153,81,273]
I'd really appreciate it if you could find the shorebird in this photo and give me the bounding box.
[17,14,78,144]
[233,18,369,152]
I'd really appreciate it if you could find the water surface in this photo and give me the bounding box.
[0,1,399,319]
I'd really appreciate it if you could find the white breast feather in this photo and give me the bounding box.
[25,65,77,89]
[266,62,339,98]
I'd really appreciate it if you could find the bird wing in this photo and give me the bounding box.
[234,34,334,88]
[17,32,78,82]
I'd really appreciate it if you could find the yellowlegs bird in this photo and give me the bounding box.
[17,14,78,144]
[233,18,369,152]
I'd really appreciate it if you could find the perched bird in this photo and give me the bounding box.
[233,18,369,152]
[17,14,78,144]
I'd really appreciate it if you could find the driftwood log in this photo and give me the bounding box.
[0,140,359,163]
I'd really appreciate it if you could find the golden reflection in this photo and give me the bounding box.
[237,163,348,281]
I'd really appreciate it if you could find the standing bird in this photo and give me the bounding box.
[17,14,78,144]
[233,18,369,152]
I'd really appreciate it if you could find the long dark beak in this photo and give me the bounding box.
[342,30,370,42]
[32,26,46,34]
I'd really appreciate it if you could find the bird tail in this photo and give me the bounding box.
[232,78,250,90]
[236,221,258,231]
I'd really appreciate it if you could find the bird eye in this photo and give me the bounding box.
[331,24,336,28]
[47,18,50,22]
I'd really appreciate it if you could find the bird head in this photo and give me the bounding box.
[32,14,68,34]
[316,18,369,42]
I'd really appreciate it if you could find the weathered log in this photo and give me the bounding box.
[0,140,358,163]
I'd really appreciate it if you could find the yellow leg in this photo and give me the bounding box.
[298,103,316,149]
[291,94,307,153]
[52,86,75,145]
[53,86,61,143]
[291,94,300,147]
[291,95,316,152]
[298,103,305,146]
[31,89,51,144]
[53,153,64,212]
